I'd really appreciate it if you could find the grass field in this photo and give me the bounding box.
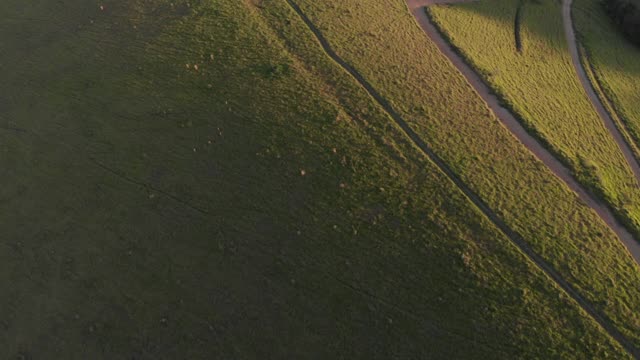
[1,0,640,357]
[288,0,640,349]
[573,0,640,162]
[428,0,640,236]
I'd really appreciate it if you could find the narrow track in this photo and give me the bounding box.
[562,0,640,186]
[285,0,640,357]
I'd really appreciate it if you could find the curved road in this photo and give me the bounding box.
[407,0,640,265]
[562,0,640,182]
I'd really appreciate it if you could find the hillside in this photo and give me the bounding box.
[2,0,640,358]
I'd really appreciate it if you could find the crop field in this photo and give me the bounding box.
[3,0,640,358]
[428,0,640,236]
[573,0,640,161]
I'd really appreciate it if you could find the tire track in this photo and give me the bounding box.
[286,0,640,357]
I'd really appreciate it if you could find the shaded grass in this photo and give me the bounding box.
[289,0,640,348]
[0,0,631,358]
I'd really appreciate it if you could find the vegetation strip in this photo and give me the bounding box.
[562,0,640,188]
[286,0,640,356]
[578,45,640,164]
[413,0,640,264]
[572,0,640,175]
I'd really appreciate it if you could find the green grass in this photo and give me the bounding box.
[428,0,640,235]
[573,0,640,163]
[0,0,638,357]
[288,0,640,348]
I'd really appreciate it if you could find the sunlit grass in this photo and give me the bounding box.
[574,0,640,163]
[428,0,640,236]
[1,0,639,356]
[293,0,640,348]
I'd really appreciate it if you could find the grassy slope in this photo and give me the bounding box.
[428,0,640,235]
[573,0,640,160]
[289,0,640,348]
[0,0,629,358]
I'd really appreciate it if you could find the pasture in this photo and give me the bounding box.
[2,0,640,357]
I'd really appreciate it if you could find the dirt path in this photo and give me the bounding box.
[288,0,639,356]
[407,0,640,266]
[562,0,640,183]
